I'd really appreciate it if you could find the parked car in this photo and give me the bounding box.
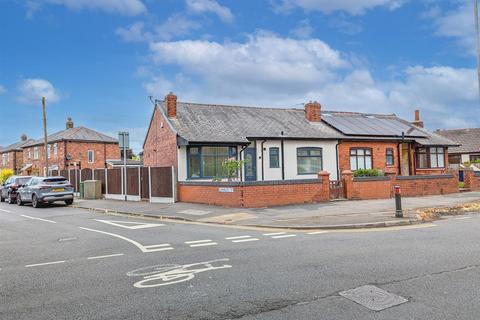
[17,176,74,208]
[0,176,33,204]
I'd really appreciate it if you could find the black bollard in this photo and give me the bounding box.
[394,185,403,218]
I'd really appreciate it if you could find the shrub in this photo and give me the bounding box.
[459,182,465,188]
[221,158,245,181]
[0,169,14,184]
[353,168,384,177]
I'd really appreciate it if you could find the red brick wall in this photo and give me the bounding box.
[0,150,23,173]
[464,170,480,191]
[343,170,459,200]
[178,174,330,208]
[143,106,178,168]
[339,141,399,176]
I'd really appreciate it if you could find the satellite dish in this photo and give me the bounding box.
[65,155,72,160]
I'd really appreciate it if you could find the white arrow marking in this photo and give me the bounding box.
[95,219,164,230]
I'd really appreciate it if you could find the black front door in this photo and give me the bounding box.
[244,148,257,181]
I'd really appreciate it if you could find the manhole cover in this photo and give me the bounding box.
[339,285,408,311]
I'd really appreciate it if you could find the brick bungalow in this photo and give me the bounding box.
[0,134,34,174]
[20,118,120,176]
[144,93,457,182]
[434,128,480,164]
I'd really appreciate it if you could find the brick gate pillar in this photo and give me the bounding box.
[342,170,353,200]
[318,171,330,201]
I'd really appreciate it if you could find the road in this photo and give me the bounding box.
[1,201,480,319]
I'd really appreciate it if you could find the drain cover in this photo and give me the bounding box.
[339,285,408,311]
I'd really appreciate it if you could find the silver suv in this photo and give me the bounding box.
[17,176,74,208]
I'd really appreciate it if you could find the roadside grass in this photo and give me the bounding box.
[417,201,480,222]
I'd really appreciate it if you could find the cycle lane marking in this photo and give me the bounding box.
[87,253,125,260]
[21,215,57,224]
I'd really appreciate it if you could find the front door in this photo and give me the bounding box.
[401,143,410,176]
[244,148,257,181]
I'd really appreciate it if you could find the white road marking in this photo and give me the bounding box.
[21,215,57,224]
[185,240,213,244]
[25,260,65,268]
[307,231,329,235]
[95,219,164,230]
[79,227,173,253]
[225,235,252,240]
[271,234,297,239]
[454,217,471,220]
[232,238,259,243]
[189,242,218,247]
[87,253,124,260]
[263,232,286,236]
[0,208,12,213]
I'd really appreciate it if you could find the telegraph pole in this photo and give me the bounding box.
[474,0,480,99]
[42,97,49,176]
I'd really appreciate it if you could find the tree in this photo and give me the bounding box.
[0,169,14,184]
[222,158,245,181]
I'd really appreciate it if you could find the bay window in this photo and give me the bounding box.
[416,147,445,169]
[187,146,237,179]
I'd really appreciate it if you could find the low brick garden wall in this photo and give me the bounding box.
[178,172,330,208]
[343,170,459,200]
[464,170,480,191]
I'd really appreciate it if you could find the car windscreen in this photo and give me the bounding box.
[42,178,69,185]
[15,178,31,185]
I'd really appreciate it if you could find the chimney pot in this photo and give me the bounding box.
[66,117,74,129]
[165,92,177,118]
[20,134,27,141]
[412,109,424,128]
[305,101,322,122]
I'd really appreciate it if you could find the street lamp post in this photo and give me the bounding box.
[42,97,49,176]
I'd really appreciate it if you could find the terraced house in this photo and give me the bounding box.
[20,118,120,176]
[0,134,34,174]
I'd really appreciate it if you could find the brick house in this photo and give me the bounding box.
[20,118,120,176]
[144,93,457,184]
[434,128,480,164]
[0,134,34,174]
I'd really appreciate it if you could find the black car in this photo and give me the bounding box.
[0,176,33,204]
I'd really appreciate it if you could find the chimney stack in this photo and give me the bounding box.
[20,134,27,141]
[305,101,321,122]
[412,109,424,128]
[66,117,74,129]
[165,92,177,118]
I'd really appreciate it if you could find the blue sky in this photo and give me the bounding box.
[0,0,478,152]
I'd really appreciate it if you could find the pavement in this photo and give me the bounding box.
[72,191,480,229]
[3,200,480,319]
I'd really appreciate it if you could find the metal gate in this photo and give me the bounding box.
[329,180,345,199]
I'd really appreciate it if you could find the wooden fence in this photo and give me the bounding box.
[54,166,175,203]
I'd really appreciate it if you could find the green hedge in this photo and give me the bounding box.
[353,168,384,177]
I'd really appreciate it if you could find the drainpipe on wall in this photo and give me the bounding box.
[335,141,340,181]
[281,139,285,180]
[397,142,402,176]
[239,145,248,182]
[261,140,267,181]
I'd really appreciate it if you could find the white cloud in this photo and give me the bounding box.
[425,2,476,55]
[17,78,61,105]
[290,19,314,38]
[186,0,234,23]
[117,14,201,42]
[144,33,479,130]
[273,0,406,15]
[26,0,146,17]
[0,85,6,95]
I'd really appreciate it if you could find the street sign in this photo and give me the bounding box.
[118,132,130,149]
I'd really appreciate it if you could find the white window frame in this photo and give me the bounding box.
[87,150,94,163]
[53,143,58,157]
[34,147,39,160]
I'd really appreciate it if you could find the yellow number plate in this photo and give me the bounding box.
[52,188,64,192]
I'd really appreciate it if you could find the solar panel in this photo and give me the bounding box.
[322,114,429,137]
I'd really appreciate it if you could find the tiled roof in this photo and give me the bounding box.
[435,128,480,154]
[159,100,457,147]
[0,139,35,153]
[167,102,345,143]
[23,126,117,148]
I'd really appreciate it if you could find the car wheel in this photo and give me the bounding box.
[65,199,74,206]
[32,195,41,208]
[17,194,24,206]
[7,193,14,204]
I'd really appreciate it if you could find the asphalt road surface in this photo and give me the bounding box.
[1,201,480,320]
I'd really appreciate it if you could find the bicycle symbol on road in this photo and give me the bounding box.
[126,258,232,288]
